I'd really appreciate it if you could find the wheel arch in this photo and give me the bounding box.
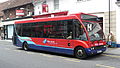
[22,41,28,48]
[22,41,27,46]
[74,45,85,51]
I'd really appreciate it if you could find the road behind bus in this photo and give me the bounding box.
[0,40,119,68]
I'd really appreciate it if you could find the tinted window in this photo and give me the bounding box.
[81,14,98,22]
[16,22,44,37]
[15,19,74,39]
[15,24,22,36]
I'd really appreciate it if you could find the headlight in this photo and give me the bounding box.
[91,47,94,50]
[104,45,106,47]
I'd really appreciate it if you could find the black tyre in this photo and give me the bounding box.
[23,42,29,51]
[74,47,87,59]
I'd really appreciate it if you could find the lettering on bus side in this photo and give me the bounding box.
[43,39,58,45]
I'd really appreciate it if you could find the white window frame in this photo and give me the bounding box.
[54,0,59,10]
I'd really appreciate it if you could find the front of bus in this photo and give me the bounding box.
[80,13,107,55]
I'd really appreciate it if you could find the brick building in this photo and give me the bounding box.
[3,0,34,19]
[0,1,9,39]
[0,0,34,39]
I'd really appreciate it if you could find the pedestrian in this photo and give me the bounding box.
[1,32,4,40]
[107,31,116,47]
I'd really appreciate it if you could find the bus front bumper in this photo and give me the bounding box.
[85,45,107,55]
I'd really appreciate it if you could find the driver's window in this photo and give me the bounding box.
[74,20,87,41]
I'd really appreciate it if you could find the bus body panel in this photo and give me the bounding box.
[14,36,106,55]
[16,36,74,55]
[72,40,89,48]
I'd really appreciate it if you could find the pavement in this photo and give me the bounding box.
[104,47,120,55]
[0,40,12,42]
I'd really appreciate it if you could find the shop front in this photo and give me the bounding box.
[2,17,33,40]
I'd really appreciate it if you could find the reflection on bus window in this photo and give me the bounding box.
[83,22,104,41]
[15,19,74,39]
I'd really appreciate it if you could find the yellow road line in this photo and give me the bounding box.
[60,56,80,62]
[64,59,80,63]
[96,64,115,68]
[60,56,68,59]
[102,54,120,58]
[26,52,35,54]
[13,50,22,52]
[40,54,54,58]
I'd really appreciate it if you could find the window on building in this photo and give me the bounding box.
[54,0,59,10]
[5,10,10,19]
[77,0,83,1]
[77,0,90,2]
[43,0,46,4]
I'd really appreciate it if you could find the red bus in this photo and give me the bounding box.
[13,11,107,59]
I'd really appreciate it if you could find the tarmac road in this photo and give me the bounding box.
[0,40,119,68]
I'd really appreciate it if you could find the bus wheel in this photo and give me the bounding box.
[23,42,29,51]
[74,47,87,59]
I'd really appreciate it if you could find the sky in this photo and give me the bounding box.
[0,0,8,3]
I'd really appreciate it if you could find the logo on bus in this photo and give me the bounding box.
[43,39,58,44]
[43,39,47,43]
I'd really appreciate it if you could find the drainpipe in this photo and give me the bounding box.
[109,0,111,33]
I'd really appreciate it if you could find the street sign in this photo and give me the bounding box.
[16,10,25,16]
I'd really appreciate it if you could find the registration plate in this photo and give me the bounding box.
[97,50,102,53]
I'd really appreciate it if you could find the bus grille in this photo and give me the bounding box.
[93,45,105,50]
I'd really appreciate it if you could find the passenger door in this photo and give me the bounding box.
[55,20,74,53]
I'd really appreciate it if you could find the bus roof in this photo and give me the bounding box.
[15,15,77,24]
[15,12,98,24]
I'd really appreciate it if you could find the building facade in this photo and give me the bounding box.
[1,0,120,45]
[0,1,10,39]
[116,0,120,44]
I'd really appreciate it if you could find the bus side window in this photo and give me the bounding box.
[16,24,22,36]
[67,20,73,39]
[55,20,67,39]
